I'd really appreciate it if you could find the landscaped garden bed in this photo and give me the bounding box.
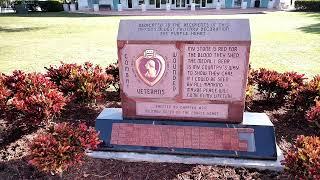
[0,62,319,179]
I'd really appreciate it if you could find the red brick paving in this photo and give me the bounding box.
[110,123,254,151]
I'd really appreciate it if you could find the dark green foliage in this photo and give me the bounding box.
[295,0,320,11]
[105,62,120,92]
[38,1,63,12]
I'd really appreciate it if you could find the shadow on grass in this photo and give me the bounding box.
[304,12,320,19]
[298,22,320,34]
[0,26,46,32]
[294,12,320,34]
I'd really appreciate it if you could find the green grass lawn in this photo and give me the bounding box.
[0,11,319,77]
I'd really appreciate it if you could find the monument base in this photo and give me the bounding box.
[87,145,284,171]
[95,108,278,160]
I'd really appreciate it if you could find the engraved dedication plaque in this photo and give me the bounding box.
[117,19,251,122]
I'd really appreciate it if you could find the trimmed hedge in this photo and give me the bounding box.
[13,1,64,12]
[295,0,320,11]
[38,1,63,12]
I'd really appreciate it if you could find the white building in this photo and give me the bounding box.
[78,0,278,11]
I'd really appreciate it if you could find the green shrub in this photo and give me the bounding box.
[295,0,320,11]
[38,1,63,12]
[281,135,320,179]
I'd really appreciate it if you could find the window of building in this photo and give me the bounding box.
[172,0,175,4]
[150,0,155,4]
[128,0,133,7]
[161,0,166,4]
[207,0,212,3]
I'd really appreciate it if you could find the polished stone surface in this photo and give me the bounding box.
[118,19,251,123]
[95,108,278,160]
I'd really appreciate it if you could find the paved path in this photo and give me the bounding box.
[76,8,279,16]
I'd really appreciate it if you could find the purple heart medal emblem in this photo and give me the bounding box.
[135,49,166,87]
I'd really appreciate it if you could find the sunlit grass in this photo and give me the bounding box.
[0,11,319,77]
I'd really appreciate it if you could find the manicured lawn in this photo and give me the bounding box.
[0,11,319,77]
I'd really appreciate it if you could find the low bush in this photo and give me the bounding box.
[245,84,255,110]
[305,102,320,128]
[252,68,305,100]
[282,135,320,179]
[291,75,320,113]
[252,69,285,99]
[3,71,67,127]
[0,74,11,113]
[38,1,63,12]
[105,62,120,92]
[245,64,256,110]
[247,64,255,86]
[28,122,101,176]
[281,71,306,91]
[46,62,113,103]
[295,0,320,12]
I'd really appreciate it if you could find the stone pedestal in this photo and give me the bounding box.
[95,108,278,160]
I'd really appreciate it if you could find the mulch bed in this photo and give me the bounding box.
[0,96,318,179]
[1,157,288,180]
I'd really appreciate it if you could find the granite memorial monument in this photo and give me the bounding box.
[94,19,278,160]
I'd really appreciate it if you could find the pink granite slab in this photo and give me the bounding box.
[117,19,251,123]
